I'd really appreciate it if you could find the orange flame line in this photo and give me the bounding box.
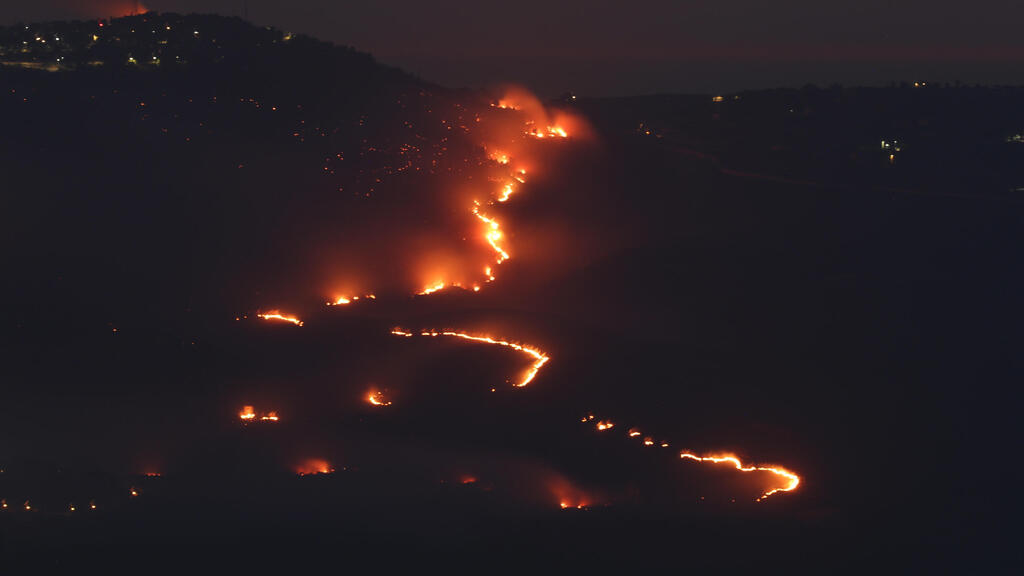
[257,312,303,326]
[678,453,801,501]
[582,413,800,500]
[392,328,549,388]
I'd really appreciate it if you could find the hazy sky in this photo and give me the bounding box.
[3,1,1023,95]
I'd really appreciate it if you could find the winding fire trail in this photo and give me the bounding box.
[581,414,800,501]
[390,327,801,500]
[678,453,800,501]
[391,328,549,388]
[257,311,303,326]
[276,91,802,505]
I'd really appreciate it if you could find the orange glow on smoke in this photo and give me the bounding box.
[418,282,448,295]
[679,453,801,501]
[526,125,569,139]
[239,405,256,420]
[296,459,335,476]
[393,328,549,388]
[257,311,303,326]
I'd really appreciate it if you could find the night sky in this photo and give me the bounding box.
[2,0,1022,95]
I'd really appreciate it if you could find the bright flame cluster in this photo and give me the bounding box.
[366,388,392,406]
[391,328,549,388]
[239,405,280,422]
[328,294,375,306]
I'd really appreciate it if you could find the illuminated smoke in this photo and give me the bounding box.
[323,86,589,299]
[295,459,335,476]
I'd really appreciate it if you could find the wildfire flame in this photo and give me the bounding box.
[580,413,800,501]
[418,282,449,295]
[257,311,303,326]
[472,201,510,264]
[679,453,801,501]
[327,294,375,306]
[296,459,335,476]
[393,328,549,388]
[527,125,569,139]
[240,405,279,422]
[366,388,392,406]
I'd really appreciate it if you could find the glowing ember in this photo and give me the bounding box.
[366,388,392,406]
[240,406,279,422]
[596,420,614,431]
[398,329,549,388]
[679,453,801,501]
[327,294,376,306]
[628,429,642,437]
[257,311,303,326]
[296,459,335,476]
